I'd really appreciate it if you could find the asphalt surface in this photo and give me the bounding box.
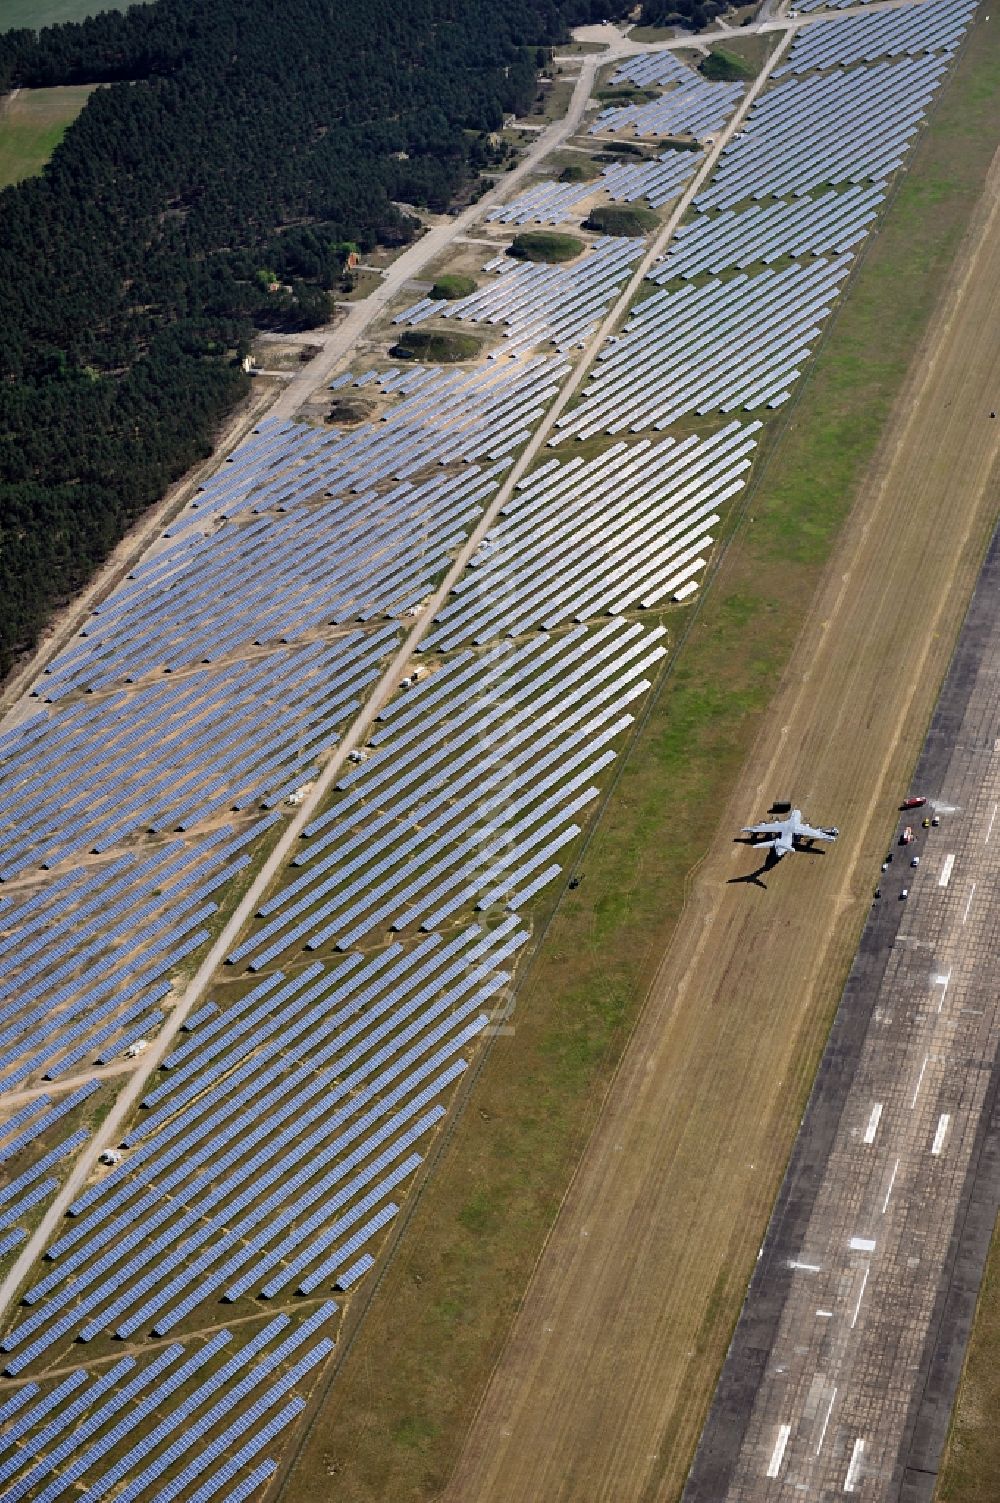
[684,520,1000,1502]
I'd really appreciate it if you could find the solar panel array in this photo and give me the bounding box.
[559,255,853,440]
[600,147,701,209]
[396,236,645,356]
[609,50,697,89]
[423,423,760,649]
[0,7,979,1492]
[36,376,559,702]
[2,634,387,882]
[0,1308,335,1502]
[487,177,595,225]
[695,52,948,208]
[590,75,745,141]
[777,0,976,69]
[228,622,661,964]
[485,149,700,228]
[0,1129,90,1248]
[0,819,273,1092]
[0,925,519,1373]
[650,184,884,280]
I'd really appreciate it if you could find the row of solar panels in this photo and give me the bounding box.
[559,255,852,440]
[396,236,645,358]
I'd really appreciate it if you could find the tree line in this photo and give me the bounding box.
[0,0,627,674]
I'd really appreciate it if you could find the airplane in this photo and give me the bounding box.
[740,807,839,859]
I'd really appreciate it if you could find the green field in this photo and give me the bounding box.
[508,229,583,261]
[1,0,132,29]
[0,84,95,187]
[936,1216,1000,1500]
[276,12,1000,1501]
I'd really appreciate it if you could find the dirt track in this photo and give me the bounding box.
[442,145,1000,1503]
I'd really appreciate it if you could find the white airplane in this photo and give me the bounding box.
[741,807,839,859]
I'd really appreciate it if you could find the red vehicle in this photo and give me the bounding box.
[901,796,927,810]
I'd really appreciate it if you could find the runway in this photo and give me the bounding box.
[684,521,1000,1503]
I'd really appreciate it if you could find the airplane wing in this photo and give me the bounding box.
[742,822,785,835]
[751,836,792,857]
[796,822,836,842]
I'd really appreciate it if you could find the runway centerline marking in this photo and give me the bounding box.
[985,802,997,843]
[931,1113,951,1155]
[766,1424,791,1478]
[844,1438,865,1493]
[882,1157,900,1213]
[938,852,955,885]
[863,1104,883,1144]
[934,970,951,1012]
[911,1054,929,1107]
[851,1266,870,1329]
[962,881,976,922]
[815,1388,837,1456]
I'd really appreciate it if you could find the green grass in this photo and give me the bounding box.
[390,329,482,362]
[595,85,657,104]
[277,14,1000,1503]
[0,0,139,28]
[584,203,659,236]
[428,273,477,300]
[699,44,757,82]
[0,85,96,188]
[703,31,776,77]
[628,24,676,41]
[596,139,650,158]
[936,1216,1000,1502]
[508,230,584,262]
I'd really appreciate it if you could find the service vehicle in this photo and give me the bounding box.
[901,826,914,845]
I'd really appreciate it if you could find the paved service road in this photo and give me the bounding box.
[685,524,1000,1502]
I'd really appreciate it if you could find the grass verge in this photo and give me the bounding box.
[276,13,1000,1501]
[935,1214,1000,1502]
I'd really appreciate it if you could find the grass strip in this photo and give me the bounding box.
[936,1213,1000,1502]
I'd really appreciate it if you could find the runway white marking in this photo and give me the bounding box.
[789,1260,821,1272]
[985,802,997,843]
[882,1157,899,1213]
[911,1054,928,1108]
[767,1424,791,1477]
[850,1236,876,1253]
[934,970,951,1012]
[851,1266,870,1328]
[844,1438,865,1492]
[816,1309,833,1318]
[863,1104,882,1145]
[938,853,955,886]
[815,1388,837,1456]
[962,881,976,922]
[931,1113,951,1156]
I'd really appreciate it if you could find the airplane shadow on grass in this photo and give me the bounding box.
[729,837,826,890]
